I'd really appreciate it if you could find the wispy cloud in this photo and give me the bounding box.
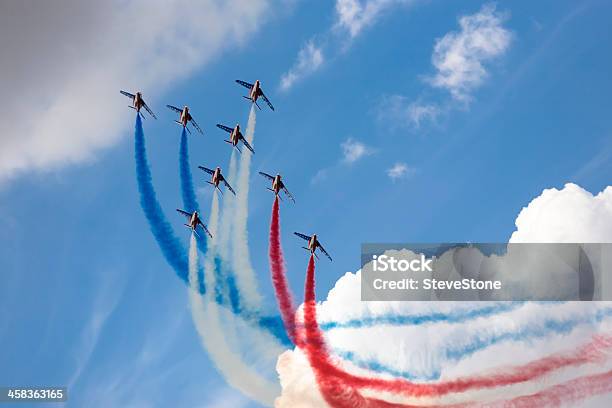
[312,137,375,183]
[281,0,418,91]
[335,0,416,38]
[378,95,440,128]
[387,162,414,180]
[279,40,324,91]
[0,0,273,184]
[428,3,512,102]
[341,137,374,163]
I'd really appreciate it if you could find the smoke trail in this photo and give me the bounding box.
[269,196,299,344]
[488,369,612,408]
[302,255,373,408]
[333,306,612,379]
[188,195,280,406]
[320,302,526,331]
[217,150,238,262]
[135,114,290,355]
[134,114,200,289]
[230,104,263,310]
[179,129,199,214]
[300,254,612,405]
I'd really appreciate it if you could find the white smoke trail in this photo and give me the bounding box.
[230,104,263,310]
[188,191,280,406]
[217,150,238,262]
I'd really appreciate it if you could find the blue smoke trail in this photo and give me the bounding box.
[321,302,527,331]
[334,306,612,380]
[179,129,200,215]
[134,114,203,291]
[174,122,290,346]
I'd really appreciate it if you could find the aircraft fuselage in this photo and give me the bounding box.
[212,167,222,187]
[189,211,200,230]
[249,80,261,102]
[133,92,144,112]
[308,234,319,254]
[179,106,191,127]
[272,175,282,195]
[230,124,242,146]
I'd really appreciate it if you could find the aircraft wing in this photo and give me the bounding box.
[236,79,254,90]
[198,166,214,175]
[259,91,275,111]
[197,220,213,238]
[282,185,295,203]
[223,180,236,196]
[241,138,255,154]
[120,90,135,99]
[176,209,191,218]
[191,117,204,135]
[258,171,274,181]
[319,244,333,261]
[294,232,311,241]
[143,101,157,119]
[166,104,182,113]
[216,124,233,134]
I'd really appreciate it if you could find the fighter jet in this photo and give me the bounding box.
[259,172,294,203]
[235,79,274,111]
[199,166,236,196]
[177,209,212,238]
[294,232,332,261]
[167,105,203,134]
[216,123,254,154]
[120,90,156,119]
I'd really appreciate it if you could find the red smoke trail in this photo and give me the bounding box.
[269,196,299,344]
[300,255,612,407]
[489,369,612,408]
[302,255,464,408]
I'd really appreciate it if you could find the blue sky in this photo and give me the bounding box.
[1,1,611,407]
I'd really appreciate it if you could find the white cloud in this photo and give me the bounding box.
[429,3,512,101]
[510,183,612,243]
[311,168,329,185]
[276,183,612,406]
[386,162,413,180]
[280,40,324,91]
[0,0,273,183]
[406,102,440,127]
[280,0,417,91]
[341,138,373,163]
[335,0,416,38]
[378,95,440,128]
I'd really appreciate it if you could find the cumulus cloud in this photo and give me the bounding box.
[340,138,374,163]
[0,0,273,183]
[280,40,324,91]
[334,0,416,38]
[510,183,612,243]
[428,3,512,101]
[386,162,413,180]
[276,183,612,407]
